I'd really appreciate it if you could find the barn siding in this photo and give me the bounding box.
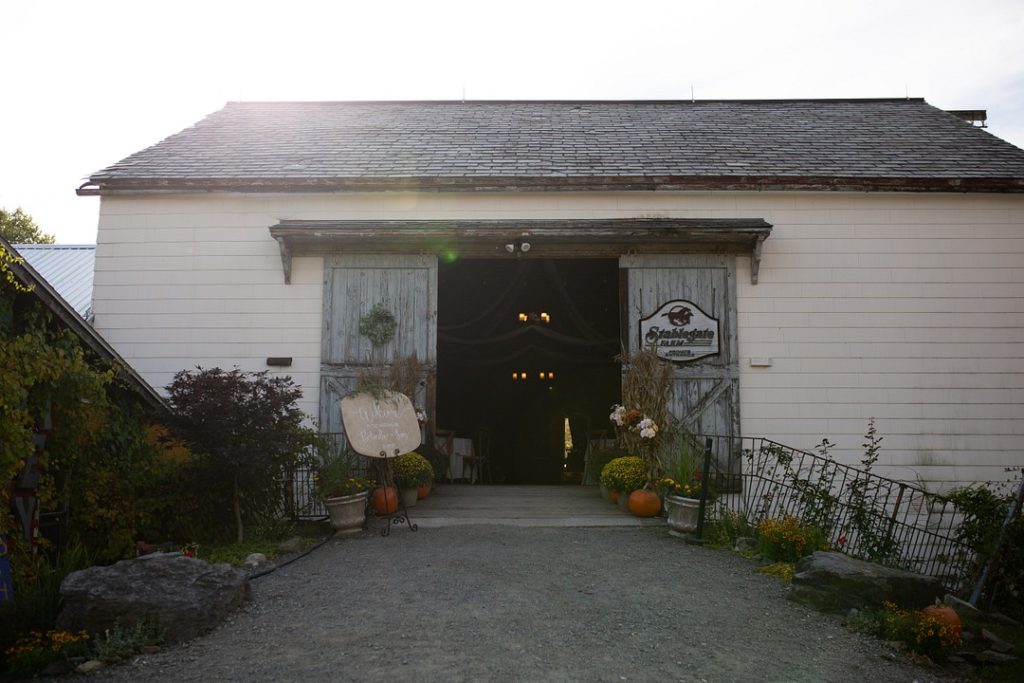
[93,192,1024,489]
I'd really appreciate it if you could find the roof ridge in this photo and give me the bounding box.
[224,97,929,105]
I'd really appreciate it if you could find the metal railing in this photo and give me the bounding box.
[693,434,975,591]
[281,432,352,521]
[281,431,448,520]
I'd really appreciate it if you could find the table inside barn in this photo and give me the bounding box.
[435,435,477,483]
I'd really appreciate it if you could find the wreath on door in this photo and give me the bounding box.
[359,305,397,346]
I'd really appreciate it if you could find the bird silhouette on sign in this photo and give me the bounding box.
[666,306,693,327]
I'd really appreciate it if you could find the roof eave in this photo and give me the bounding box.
[78,175,1024,196]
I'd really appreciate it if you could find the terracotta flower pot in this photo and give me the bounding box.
[628,489,662,517]
[417,482,431,499]
[609,490,619,504]
[400,486,418,508]
[371,486,399,515]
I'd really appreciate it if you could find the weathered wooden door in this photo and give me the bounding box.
[620,254,739,472]
[319,255,438,438]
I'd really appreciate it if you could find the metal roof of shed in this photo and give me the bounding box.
[2,238,163,409]
[80,99,1024,195]
[12,244,95,320]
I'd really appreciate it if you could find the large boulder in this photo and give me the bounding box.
[788,551,944,614]
[58,553,250,643]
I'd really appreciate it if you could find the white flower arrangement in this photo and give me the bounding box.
[637,417,658,440]
[609,404,626,427]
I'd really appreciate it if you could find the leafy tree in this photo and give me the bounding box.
[1,243,111,540]
[0,207,55,244]
[164,368,312,542]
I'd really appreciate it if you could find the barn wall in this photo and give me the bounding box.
[92,191,1024,488]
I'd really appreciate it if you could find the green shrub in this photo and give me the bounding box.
[706,507,754,549]
[947,482,1024,619]
[599,456,646,494]
[164,367,314,543]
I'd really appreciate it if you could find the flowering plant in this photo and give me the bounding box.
[315,454,374,500]
[637,417,658,440]
[609,404,646,431]
[610,405,659,444]
[755,514,827,562]
[662,439,705,499]
[880,601,961,661]
[660,476,703,500]
[609,404,662,485]
[393,451,434,488]
[600,456,646,494]
[4,629,90,676]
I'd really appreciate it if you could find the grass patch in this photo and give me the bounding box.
[199,539,282,566]
[758,562,795,583]
[93,620,163,662]
[194,519,321,566]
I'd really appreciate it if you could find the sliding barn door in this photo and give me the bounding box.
[620,254,740,475]
[319,255,437,439]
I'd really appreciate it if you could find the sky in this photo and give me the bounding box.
[2,0,1023,244]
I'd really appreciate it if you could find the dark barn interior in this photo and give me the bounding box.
[436,258,621,484]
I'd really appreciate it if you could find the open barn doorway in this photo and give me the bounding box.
[436,259,621,484]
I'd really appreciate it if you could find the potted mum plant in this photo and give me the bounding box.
[609,403,664,517]
[316,453,374,534]
[393,451,434,508]
[600,456,647,512]
[660,438,707,533]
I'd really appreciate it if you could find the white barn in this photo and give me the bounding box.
[79,99,1024,490]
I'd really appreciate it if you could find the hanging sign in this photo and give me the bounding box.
[341,391,421,458]
[639,299,720,362]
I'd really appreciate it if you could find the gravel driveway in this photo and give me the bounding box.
[83,525,947,682]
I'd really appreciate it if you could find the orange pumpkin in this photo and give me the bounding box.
[628,489,662,517]
[922,603,962,636]
[417,482,431,500]
[371,486,399,515]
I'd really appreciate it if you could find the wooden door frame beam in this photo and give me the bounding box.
[269,218,772,284]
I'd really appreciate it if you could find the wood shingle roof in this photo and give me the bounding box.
[81,99,1024,194]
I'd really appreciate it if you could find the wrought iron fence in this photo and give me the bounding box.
[281,431,447,520]
[281,432,352,521]
[693,434,975,592]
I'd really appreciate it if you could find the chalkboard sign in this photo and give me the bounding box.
[341,391,421,458]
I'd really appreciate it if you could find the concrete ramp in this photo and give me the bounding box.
[407,484,664,528]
